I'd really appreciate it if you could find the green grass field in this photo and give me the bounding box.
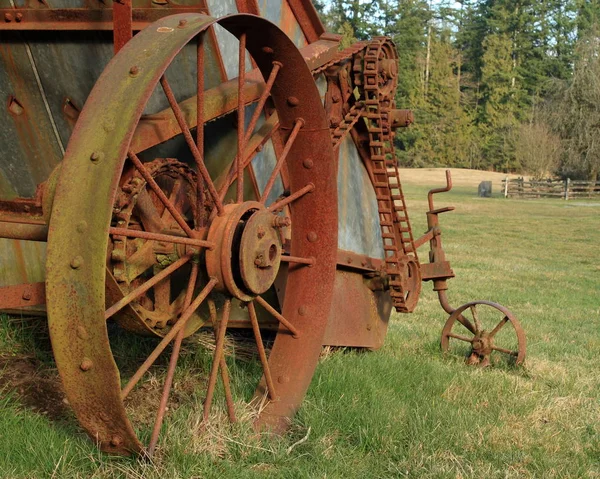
[1,172,599,478]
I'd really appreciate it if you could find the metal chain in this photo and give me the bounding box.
[361,39,418,313]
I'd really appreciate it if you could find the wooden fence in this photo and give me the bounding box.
[502,178,600,200]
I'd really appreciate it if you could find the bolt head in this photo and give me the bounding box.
[129,66,139,77]
[4,13,13,22]
[70,256,84,269]
[287,96,300,107]
[303,158,314,169]
[79,358,93,371]
[307,231,318,243]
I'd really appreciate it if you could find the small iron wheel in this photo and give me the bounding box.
[441,301,526,367]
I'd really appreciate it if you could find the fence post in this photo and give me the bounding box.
[504,176,509,197]
[564,178,570,201]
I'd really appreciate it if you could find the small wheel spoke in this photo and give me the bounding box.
[447,332,473,343]
[248,301,276,400]
[254,295,299,338]
[128,152,196,237]
[489,316,509,338]
[158,76,224,216]
[268,183,315,212]
[260,118,304,204]
[208,300,236,423]
[204,299,232,421]
[279,255,315,267]
[491,345,519,356]
[455,313,476,334]
[236,32,247,203]
[105,254,193,320]
[109,227,213,250]
[470,305,482,334]
[121,277,217,400]
[147,262,199,457]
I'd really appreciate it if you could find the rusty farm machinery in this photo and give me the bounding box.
[0,0,525,456]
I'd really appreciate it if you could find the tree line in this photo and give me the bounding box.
[315,0,600,181]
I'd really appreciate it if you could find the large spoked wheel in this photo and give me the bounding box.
[46,13,337,455]
[441,301,526,367]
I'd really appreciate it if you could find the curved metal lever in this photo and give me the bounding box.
[427,170,453,211]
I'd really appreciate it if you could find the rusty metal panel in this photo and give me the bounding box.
[281,0,307,47]
[337,134,384,258]
[0,238,45,286]
[0,33,63,198]
[323,270,391,349]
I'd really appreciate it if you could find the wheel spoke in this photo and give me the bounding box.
[455,313,476,334]
[203,299,231,421]
[267,183,315,212]
[243,61,281,145]
[447,332,473,343]
[254,295,299,338]
[121,277,217,400]
[491,345,519,356]
[247,301,276,400]
[105,254,193,320]
[216,114,280,205]
[489,316,509,338]
[152,271,171,314]
[279,255,315,267]
[208,300,236,423]
[161,178,185,224]
[128,152,196,237]
[147,262,199,457]
[109,227,213,250]
[196,34,207,227]
[260,118,304,204]
[470,305,482,334]
[158,76,224,216]
[236,32,247,203]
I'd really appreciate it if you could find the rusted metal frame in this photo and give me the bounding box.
[235,0,260,15]
[131,73,265,154]
[159,77,225,216]
[286,0,325,43]
[260,118,304,203]
[0,221,48,242]
[247,301,276,399]
[208,300,236,423]
[121,277,218,401]
[336,249,382,272]
[203,298,231,421]
[254,295,298,338]
[413,229,435,250]
[236,33,248,203]
[0,197,43,217]
[0,7,207,31]
[128,152,197,236]
[105,254,193,320]
[113,0,132,53]
[0,282,46,309]
[109,227,212,250]
[128,42,336,155]
[147,261,199,456]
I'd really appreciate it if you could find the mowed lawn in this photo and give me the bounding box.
[0,168,599,478]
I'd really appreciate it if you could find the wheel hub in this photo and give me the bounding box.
[206,201,286,301]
